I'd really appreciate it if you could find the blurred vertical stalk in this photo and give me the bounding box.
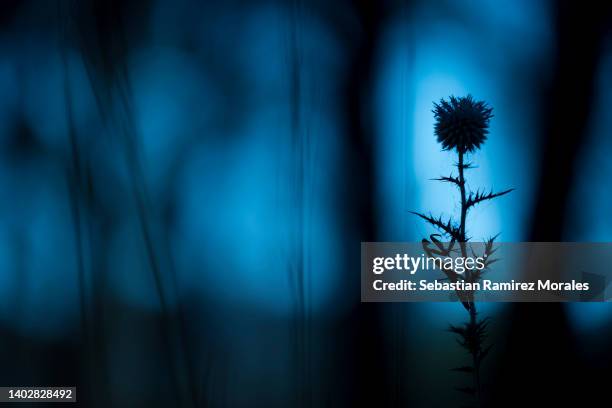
[60,0,198,406]
[287,1,311,406]
[57,4,93,404]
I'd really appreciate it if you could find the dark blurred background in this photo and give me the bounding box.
[0,0,611,406]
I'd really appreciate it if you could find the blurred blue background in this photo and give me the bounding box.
[0,0,611,407]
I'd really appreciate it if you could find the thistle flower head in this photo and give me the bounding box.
[433,95,493,153]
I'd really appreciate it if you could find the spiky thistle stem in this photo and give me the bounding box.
[415,95,512,407]
[457,151,482,406]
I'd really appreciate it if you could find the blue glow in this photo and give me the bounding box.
[375,0,553,322]
[565,42,612,330]
[173,107,345,316]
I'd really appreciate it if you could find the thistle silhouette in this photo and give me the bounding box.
[412,95,512,407]
[433,95,493,153]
